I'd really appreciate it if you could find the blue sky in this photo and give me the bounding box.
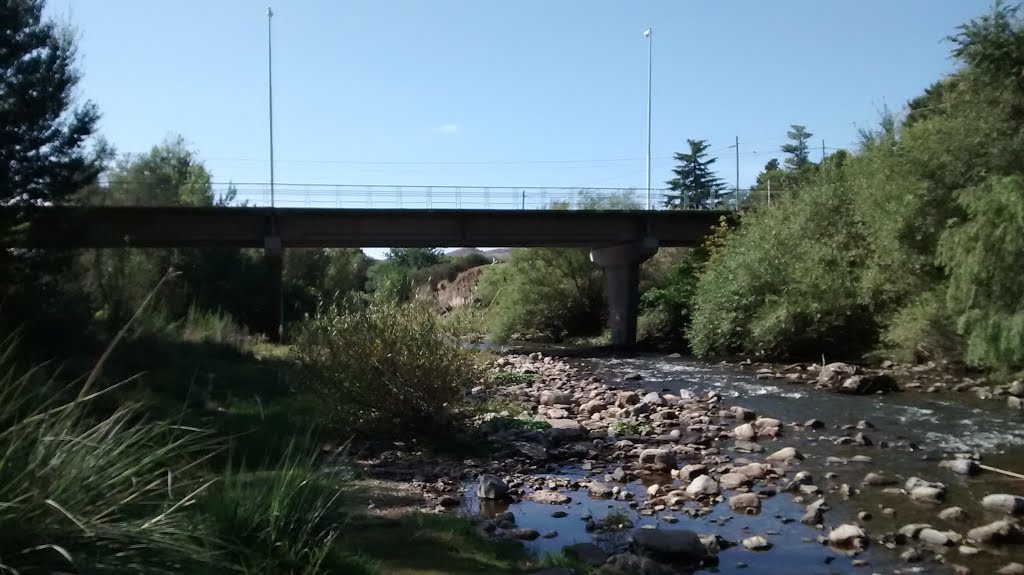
[48,0,991,254]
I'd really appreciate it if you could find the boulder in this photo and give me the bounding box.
[733,423,756,440]
[835,374,900,395]
[742,535,772,550]
[638,448,677,471]
[998,563,1024,575]
[966,519,1024,544]
[623,373,643,381]
[899,523,932,538]
[862,472,897,487]
[539,390,573,406]
[629,528,707,563]
[604,553,676,575]
[829,524,867,549]
[720,472,750,490]
[940,459,981,476]
[545,418,586,441]
[817,362,860,385]
[911,486,946,503]
[588,481,614,498]
[562,542,608,566]
[616,391,641,408]
[729,492,761,513]
[940,507,969,522]
[641,391,664,405]
[919,528,952,546]
[685,474,720,497]
[506,528,540,540]
[678,464,707,480]
[526,490,571,505]
[766,447,804,462]
[477,475,508,499]
[983,494,1024,516]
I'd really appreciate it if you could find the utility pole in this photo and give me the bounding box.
[767,177,771,206]
[734,136,740,210]
[822,139,826,163]
[267,7,276,208]
[644,28,652,210]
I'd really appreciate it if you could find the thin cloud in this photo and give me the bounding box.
[434,123,459,135]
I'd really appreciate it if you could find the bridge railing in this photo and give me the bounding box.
[211,183,735,211]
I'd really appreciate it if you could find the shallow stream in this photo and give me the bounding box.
[462,354,1024,574]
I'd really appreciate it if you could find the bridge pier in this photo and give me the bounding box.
[590,238,658,346]
[265,236,284,343]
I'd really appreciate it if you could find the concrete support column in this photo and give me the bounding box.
[590,238,658,346]
[265,235,284,343]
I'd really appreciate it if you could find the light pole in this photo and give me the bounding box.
[267,6,275,208]
[644,28,652,210]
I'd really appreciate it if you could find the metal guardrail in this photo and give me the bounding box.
[211,183,735,211]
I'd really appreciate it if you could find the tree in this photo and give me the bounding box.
[781,125,814,171]
[86,136,215,206]
[384,248,444,270]
[664,139,726,209]
[1,0,102,206]
[1,0,104,350]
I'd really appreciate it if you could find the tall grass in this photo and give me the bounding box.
[196,448,367,575]
[0,331,363,574]
[0,340,217,574]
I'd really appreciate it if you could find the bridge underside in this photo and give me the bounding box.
[0,206,722,249]
[1,206,727,345]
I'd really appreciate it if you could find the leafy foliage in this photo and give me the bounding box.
[687,2,1024,370]
[939,176,1024,369]
[477,247,604,342]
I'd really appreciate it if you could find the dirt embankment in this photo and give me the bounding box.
[433,265,489,311]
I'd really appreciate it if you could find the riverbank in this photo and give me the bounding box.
[378,351,1024,574]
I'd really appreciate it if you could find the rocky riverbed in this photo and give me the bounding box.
[360,353,1024,575]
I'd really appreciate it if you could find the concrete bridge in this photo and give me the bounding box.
[1,205,728,345]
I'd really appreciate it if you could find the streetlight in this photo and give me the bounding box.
[267,6,275,208]
[644,28,652,210]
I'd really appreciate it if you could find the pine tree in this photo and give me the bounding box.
[1,0,102,206]
[664,139,725,209]
[781,125,813,171]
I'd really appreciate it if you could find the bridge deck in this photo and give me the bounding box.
[0,206,727,249]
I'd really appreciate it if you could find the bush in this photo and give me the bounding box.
[292,298,482,435]
[477,248,604,342]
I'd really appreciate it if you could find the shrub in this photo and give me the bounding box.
[292,298,482,435]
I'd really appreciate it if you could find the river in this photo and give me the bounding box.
[462,352,1024,574]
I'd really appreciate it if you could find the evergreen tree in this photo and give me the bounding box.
[1,0,102,206]
[664,139,725,209]
[781,125,814,170]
